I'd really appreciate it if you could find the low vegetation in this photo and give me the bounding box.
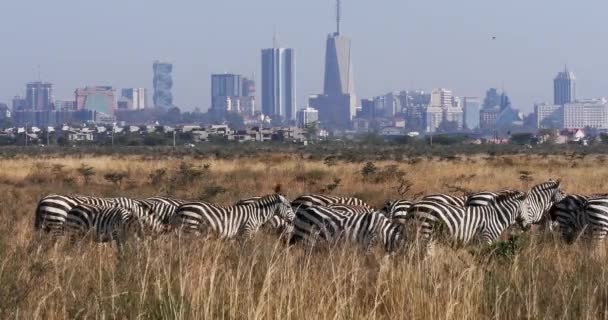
[1,153,608,319]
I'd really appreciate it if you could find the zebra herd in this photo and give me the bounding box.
[32,179,608,255]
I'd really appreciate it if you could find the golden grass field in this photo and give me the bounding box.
[1,152,608,319]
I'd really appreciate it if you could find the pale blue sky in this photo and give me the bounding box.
[1,0,607,113]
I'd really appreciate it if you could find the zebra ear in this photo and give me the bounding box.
[274,184,283,195]
[555,179,561,187]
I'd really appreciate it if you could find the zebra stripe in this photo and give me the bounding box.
[65,204,143,246]
[407,191,526,253]
[173,193,294,238]
[551,194,608,242]
[291,206,404,253]
[327,204,374,215]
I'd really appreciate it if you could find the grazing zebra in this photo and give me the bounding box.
[65,204,144,247]
[236,196,294,235]
[381,200,413,224]
[291,194,372,210]
[291,206,405,253]
[141,196,189,228]
[406,190,527,254]
[172,193,295,238]
[35,195,115,235]
[520,180,563,228]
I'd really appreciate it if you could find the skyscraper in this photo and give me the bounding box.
[311,0,357,129]
[261,48,296,121]
[153,61,173,109]
[210,74,256,116]
[554,66,576,105]
[463,97,481,130]
[121,88,147,110]
[26,82,53,110]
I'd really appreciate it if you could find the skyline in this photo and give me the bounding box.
[1,1,607,113]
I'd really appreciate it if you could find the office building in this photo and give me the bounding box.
[554,66,576,105]
[425,106,444,133]
[430,88,453,109]
[261,48,296,121]
[153,61,173,109]
[563,99,608,129]
[26,82,53,110]
[121,88,147,110]
[463,97,481,130]
[75,86,117,115]
[297,107,319,128]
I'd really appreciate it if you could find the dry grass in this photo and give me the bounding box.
[1,153,608,319]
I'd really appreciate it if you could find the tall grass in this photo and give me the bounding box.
[1,154,607,319]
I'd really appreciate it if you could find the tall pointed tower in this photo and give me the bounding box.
[312,0,357,128]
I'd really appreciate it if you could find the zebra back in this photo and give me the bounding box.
[327,204,374,215]
[549,194,588,241]
[471,190,527,243]
[420,194,466,207]
[381,199,413,223]
[291,194,372,210]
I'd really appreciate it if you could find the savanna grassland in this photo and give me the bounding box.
[1,151,608,319]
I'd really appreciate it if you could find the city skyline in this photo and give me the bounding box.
[1,1,607,113]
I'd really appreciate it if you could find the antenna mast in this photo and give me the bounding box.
[336,0,341,35]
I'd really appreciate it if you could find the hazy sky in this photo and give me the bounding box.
[1,0,607,113]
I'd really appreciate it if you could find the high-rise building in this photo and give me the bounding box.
[430,88,453,109]
[26,82,53,110]
[211,74,256,116]
[311,0,357,129]
[563,99,608,129]
[261,48,296,121]
[463,97,481,130]
[121,88,147,110]
[297,107,319,128]
[153,61,173,109]
[12,96,27,112]
[75,86,117,115]
[425,106,444,133]
[554,66,575,105]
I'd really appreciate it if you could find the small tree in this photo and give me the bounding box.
[104,171,129,187]
[77,164,95,184]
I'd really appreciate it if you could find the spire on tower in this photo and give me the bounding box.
[336,0,341,35]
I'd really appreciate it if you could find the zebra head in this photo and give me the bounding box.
[520,180,562,228]
[130,201,166,234]
[275,193,296,222]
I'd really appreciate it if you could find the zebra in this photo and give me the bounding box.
[172,193,295,239]
[291,194,372,210]
[290,206,405,253]
[140,196,189,230]
[550,194,608,242]
[406,190,527,254]
[327,204,374,215]
[35,195,115,235]
[520,180,563,228]
[65,204,145,247]
[236,196,294,236]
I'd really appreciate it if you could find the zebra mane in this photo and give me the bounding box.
[532,180,561,193]
[492,191,526,204]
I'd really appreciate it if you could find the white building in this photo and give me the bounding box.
[296,107,319,128]
[425,106,444,133]
[444,106,464,130]
[563,99,608,129]
[430,88,453,109]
